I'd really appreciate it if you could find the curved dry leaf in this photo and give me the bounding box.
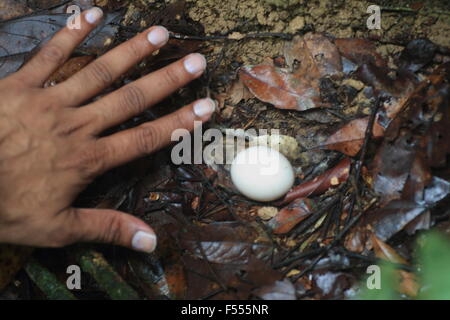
[355,63,417,97]
[226,78,253,105]
[325,117,385,156]
[268,198,314,234]
[372,235,408,265]
[373,201,428,242]
[240,64,319,111]
[335,38,387,69]
[240,33,343,111]
[371,235,419,297]
[284,33,342,78]
[280,158,351,205]
[347,176,449,253]
[44,55,94,87]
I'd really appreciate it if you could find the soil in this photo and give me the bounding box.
[185,0,449,65]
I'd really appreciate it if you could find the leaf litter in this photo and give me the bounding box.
[1,0,450,301]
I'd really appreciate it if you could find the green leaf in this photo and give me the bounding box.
[358,262,400,300]
[417,232,450,300]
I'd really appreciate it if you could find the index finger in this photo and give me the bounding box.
[14,7,104,87]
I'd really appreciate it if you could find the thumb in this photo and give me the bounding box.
[60,208,157,253]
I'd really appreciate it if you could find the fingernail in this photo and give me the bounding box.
[85,7,103,24]
[147,26,169,46]
[193,98,216,118]
[131,231,157,253]
[184,53,207,74]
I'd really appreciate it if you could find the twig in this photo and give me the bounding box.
[345,97,381,225]
[274,248,323,270]
[272,196,339,269]
[115,24,297,42]
[290,208,367,282]
[74,248,140,300]
[25,258,76,300]
[381,7,417,13]
[191,165,241,222]
[170,32,295,41]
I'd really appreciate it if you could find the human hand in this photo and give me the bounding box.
[0,7,215,253]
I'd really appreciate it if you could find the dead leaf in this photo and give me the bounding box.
[335,38,387,69]
[268,198,314,234]
[228,32,245,40]
[253,279,296,300]
[373,63,450,204]
[176,222,282,300]
[372,130,418,204]
[280,158,351,205]
[0,0,32,21]
[179,222,272,264]
[226,78,253,105]
[0,244,33,291]
[311,270,355,299]
[372,235,419,297]
[240,33,343,111]
[44,55,94,87]
[325,117,385,156]
[398,38,437,72]
[0,12,121,78]
[284,33,342,78]
[240,63,320,111]
[372,235,408,264]
[346,176,450,252]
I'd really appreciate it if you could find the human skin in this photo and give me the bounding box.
[0,7,215,253]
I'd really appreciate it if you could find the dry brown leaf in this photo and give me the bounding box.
[240,33,343,111]
[285,33,342,78]
[240,63,319,111]
[279,158,351,205]
[268,198,314,234]
[372,235,408,265]
[324,117,385,156]
[44,56,95,87]
[372,235,419,297]
[335,38,387,69]
[227,78,254,105]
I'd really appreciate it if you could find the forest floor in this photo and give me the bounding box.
[0,0,449,300]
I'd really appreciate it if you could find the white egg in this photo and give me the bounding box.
[230,146,295,202]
